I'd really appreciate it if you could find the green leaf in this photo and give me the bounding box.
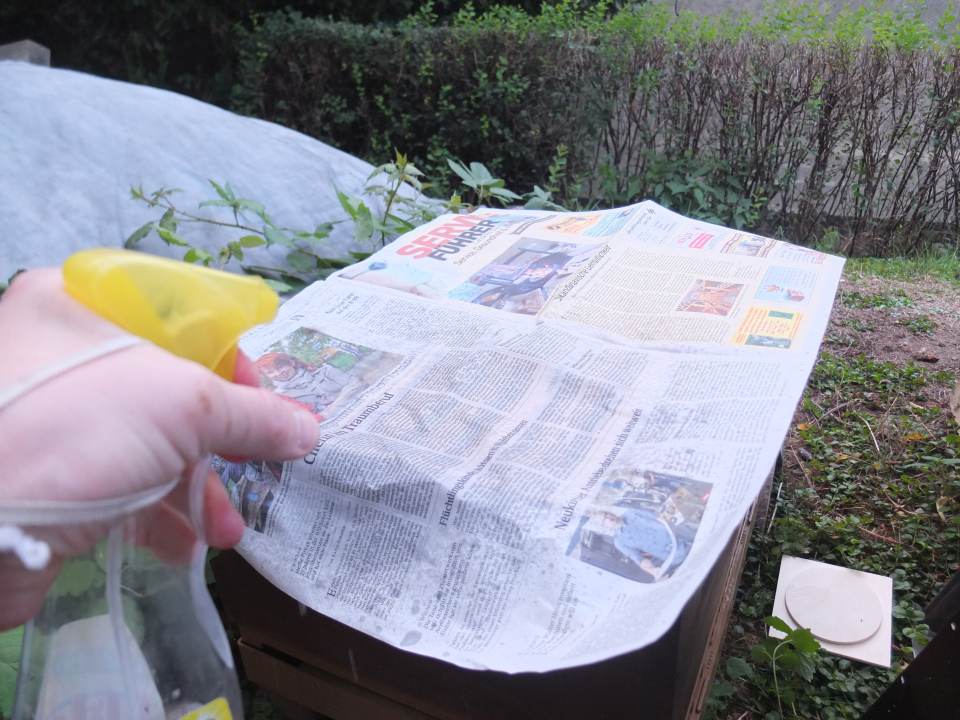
[709,679,735,701]
[524,184,568,211]
[247,265,309,292]
[752,635,781,660]
[150,187,181,203]
[156,227,189,247]
[350,251,372,261]
[313,223,334,239]
[0,626,22,717]
[381,213,415,236]
[346,202,376,245]
[253,208,274,226]
[183,248,212,265]
[286,250,317,273]
[158,209,177,232]
[264,225,294,248]
[227,242,245,261]
[726,655,754,681]
[490,186,522,202]
[336,190,363,220]
[789,626,821,654]
[198,199,235,209]
[51,559,99,597]
[262,278,295,293]
[311,256,351,270]
[447,158,474,184]
[766,615,794,635]
[124,222,154,249]
[750,644,770,664]
[238,235,266,248]
[796,654,816,681]
[469,161,495,181]
[235,199,266,215]
[209,180,233,202]
[666,180,688,194]
[777,649,801,670]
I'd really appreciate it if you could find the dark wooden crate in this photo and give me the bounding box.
[212,490,763,720]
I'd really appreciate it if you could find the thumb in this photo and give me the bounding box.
[198,376,319,461]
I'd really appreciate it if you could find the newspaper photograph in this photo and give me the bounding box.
[215,201,844,673]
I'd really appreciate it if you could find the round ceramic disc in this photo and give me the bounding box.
[784,568,882,644]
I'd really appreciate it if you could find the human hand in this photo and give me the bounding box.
[0,269,318,628]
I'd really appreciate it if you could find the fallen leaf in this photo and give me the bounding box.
[904,432,926,442]
[913,351,939,363]
[935,495,953,523]
[796,423,810,431]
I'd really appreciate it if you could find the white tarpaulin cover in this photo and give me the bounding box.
[0,61,382,280]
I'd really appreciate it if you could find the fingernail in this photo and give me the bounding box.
[296,410,319,453]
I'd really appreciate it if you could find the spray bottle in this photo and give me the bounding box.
[7,249,279,720]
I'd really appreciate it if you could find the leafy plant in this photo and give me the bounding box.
[446,159,522,207]
[526,144,574,211]
[444,156,566,212]
[338,150,444,249]
[714,617,820,720]
[598,154,764,229]
[754,617,821,719]
[523,185,567,211]
[127,154,534,288]
[127,181,353,293]
[0,626,22,719]
[334,153,524,249]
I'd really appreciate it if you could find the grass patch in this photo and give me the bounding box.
[708,353,959,720]
[844,317,877,332]
[845,251,960,284]
[898,314,937,335]
[841,288,912,309]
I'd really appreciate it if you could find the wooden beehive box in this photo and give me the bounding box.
[211,484,763,720]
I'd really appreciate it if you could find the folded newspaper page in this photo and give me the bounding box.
[214,201,843,672]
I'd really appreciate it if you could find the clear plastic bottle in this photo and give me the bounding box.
[8,249,279,720]
[12,460,240,720]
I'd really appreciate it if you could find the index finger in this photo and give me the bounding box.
[232,350,262,388]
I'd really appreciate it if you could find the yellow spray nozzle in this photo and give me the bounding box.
[63,249,278,379]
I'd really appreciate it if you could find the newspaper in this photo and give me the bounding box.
[214,201,843,673]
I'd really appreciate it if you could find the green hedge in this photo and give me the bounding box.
[234,2,960,253]
[0,0,547,106]
[233,12,608,191]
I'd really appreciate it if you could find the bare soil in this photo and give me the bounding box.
[827,274,960,374]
